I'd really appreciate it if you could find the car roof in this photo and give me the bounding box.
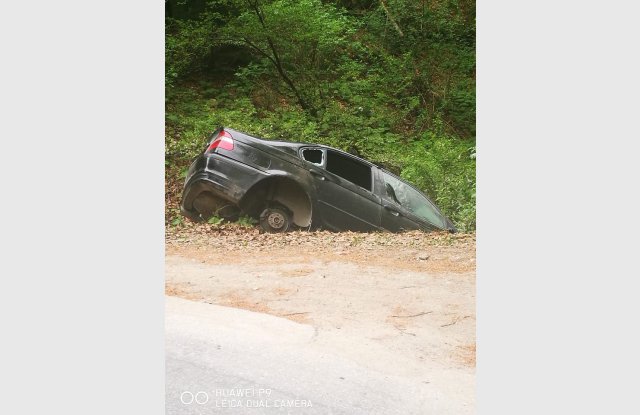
[226,127,378,167]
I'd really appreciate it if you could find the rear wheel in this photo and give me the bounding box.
[259,205,291,233]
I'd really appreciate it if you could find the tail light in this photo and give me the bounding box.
[205,130,234,153]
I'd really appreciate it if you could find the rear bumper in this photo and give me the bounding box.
[180,173,234,221]
[180,154,268,220]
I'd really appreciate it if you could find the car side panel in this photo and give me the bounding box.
[308,165,382,232]
[380,200,424,232]
[227,135,327,226]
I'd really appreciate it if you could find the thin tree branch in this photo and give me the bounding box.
[391,311,433,318]
[441,315,472,327]
[241,37,278,67]
[246,0,313,112]
[380,0,404,37]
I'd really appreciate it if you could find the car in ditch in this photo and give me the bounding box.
[180,127,456,233]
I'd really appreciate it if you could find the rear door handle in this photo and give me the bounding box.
[384,205,401,217]
[309,170,326,181]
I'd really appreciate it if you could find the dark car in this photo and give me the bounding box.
[181,127,456,233]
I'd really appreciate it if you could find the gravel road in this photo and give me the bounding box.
[165,225,475,414]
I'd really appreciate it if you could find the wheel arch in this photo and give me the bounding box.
[239,175,313,228]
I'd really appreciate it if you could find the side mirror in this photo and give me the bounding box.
[385,183,401,205]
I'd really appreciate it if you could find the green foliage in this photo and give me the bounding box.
[207,215,224,225]
[168,207,185,227]
[227,0,354,110]
[165,17,214,89]
[236,215,258,228]
[400,127,476,231]
[165,0,476,230]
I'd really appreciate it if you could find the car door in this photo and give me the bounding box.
[378,170,445,232]
[301,148,382,231]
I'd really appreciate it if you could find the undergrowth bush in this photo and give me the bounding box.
[400,125,476,231]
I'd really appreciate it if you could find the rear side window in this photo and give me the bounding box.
[301,148,323,165]
[381,171,446,228]
[325,150,372,191]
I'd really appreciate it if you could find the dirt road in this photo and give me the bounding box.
[165,224,476,411]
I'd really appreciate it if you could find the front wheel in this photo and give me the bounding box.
[259,205,291,233]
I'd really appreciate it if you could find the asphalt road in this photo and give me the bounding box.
[166,296,472,415]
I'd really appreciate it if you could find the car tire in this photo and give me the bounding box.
[259,205,291,233]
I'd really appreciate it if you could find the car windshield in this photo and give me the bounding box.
[381,171,447,228]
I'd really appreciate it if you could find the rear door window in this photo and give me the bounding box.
[381,171,446,228]
[325,150,372,191]
[301,148,324,166]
